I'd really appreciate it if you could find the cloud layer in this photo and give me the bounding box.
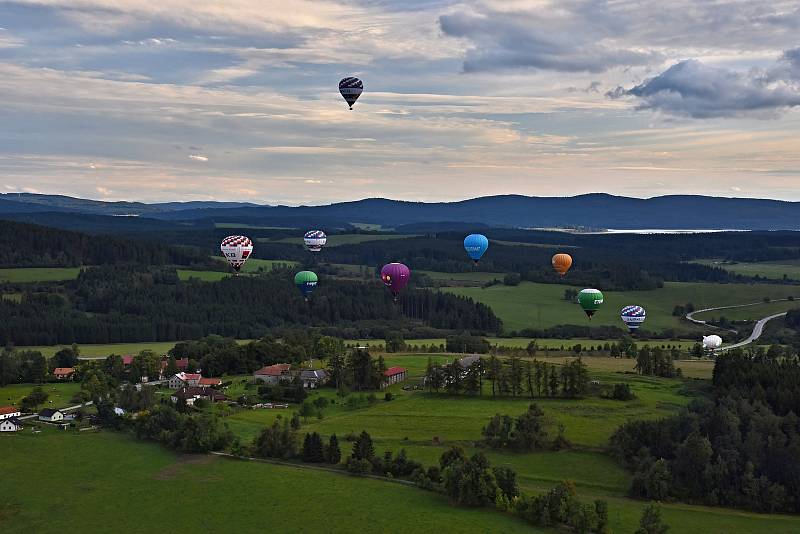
[0,0,799,202]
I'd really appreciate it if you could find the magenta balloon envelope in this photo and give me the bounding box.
[380,263,410,295]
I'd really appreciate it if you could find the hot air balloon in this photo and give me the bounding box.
[339,77,363,109]
[294,271,318,300]
[304,230,327,252]
[578,288,603,319]
[620,305,646,332]
[703,335,722,350]
[220,235,253,274]
[552,253,573,277]
[381,262,410,300]
[464,234,489,264]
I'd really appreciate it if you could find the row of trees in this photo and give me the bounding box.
[424,355,591,399]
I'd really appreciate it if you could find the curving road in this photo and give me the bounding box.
[685,300,792,351]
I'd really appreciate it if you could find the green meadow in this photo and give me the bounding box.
[693,259,800,280]
[0,267,83,283]
[692,299,800,321]
[179,258,299,281]
[0,430,536,534]
[21,339,255,359]
[443,281,800,333]
[0,382,81,407]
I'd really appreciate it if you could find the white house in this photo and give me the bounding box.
[168,372,202,389]
[38,408,65,423]
[0,417,23,432]
[0,406,21,420]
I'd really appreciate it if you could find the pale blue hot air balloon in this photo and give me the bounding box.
[463,234,489,264]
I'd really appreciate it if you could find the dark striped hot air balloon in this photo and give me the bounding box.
[339,77,363,109]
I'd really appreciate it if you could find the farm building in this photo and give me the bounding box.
[199,377,222,387]
[39,408,65,422]
[171,387,227,406]
[254,364,292,385]
[53,367,75,380]
[169,372,202,389]
[0,416,23,432]
[0,406,21,420]
[457,355,481,369]
[383,367,408,387]
[300,369,328,389]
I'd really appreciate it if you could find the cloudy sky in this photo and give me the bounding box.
[1,0,800,204]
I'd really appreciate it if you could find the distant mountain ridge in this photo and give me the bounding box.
[0,193,798,230]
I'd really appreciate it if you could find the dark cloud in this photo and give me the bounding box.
[611,57,800,118]
[439,10,656,73]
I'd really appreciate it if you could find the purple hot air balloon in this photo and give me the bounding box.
[381,262,410,300]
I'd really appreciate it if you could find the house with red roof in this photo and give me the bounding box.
[198,377,222,388]
[383,367,407,388]
[122,355,135,366]
[253,364,292,385]
[0,406,21,420]
[168,372,202,389]
[53,367,75,380]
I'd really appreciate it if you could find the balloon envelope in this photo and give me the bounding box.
[552,253,573,276]
[464,234,489,262]
[304,230,327,252]
[620,305,646,332]
[339,77,363,109]
[703,335,722,349]
[294,270,318,298]
[381,263,410,296]
[220,235,253,272]
[578,288,604,318]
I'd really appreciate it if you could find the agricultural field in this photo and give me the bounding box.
[0,430,535,534]
[350,338,700,350]
[214,358,794,533]
[443,281,800,333]
[179,258,299,281]
[692,299,800,322]
[0,267,83,283]
[21,340,254,359]
[0,382,81,407]
[419,270,504,285]
[693,259,800,280]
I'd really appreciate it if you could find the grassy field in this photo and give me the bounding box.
[444,281,800,333]
[179,258,299,281]
[0,382,81,407]
[21,339,255,359]
[692,299,800,322]
[693,259,800,280]
[258,233,417,247]
[351,338,700,350]
[0,429,536,534]
[0,267,83,283]
[420,270,505,285]
[215,357,798,533]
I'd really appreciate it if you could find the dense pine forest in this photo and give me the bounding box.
[0,266,500,345]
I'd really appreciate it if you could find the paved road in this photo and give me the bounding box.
[685,300,791,351]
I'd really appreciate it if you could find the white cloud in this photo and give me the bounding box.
[188,154,209,161]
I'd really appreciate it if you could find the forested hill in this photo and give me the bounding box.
[0,266,501,345]
[0,220,212,268]
[2,193,800,230]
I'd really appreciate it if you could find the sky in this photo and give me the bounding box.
[1,0,800,205]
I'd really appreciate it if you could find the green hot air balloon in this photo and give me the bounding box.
[577,288,604,319]
[294,270,318,300]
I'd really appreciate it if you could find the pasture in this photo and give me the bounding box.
[21,340,254,359]
[692,299,800,322]
[0,382,81,408]
[0,267,83,283]
[693,259,800,281]
[443,281,800,333]
[0,430,535,534]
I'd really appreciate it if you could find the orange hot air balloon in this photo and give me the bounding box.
[552,253,573,276]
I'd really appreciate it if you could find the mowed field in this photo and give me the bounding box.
[0,430,536,534]
[0,267,83,283]
[692,299,800,321]
[214,356,793,533]
[693,259,800,280]
[443,281,800,332]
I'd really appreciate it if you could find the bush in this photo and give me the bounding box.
[384,392,394,401]
[610,383,636,401]
[345,457,372,475]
